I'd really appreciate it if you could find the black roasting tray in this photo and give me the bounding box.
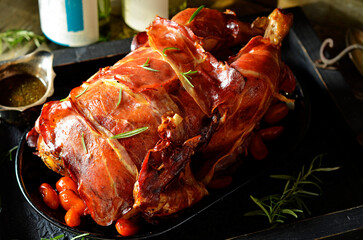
[1,7,363,240]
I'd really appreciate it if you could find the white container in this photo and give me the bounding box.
[38,0,99,47]
[122,0,168,32]
[122,0,186,32]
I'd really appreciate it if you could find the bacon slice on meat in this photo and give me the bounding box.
[27,8,295,225]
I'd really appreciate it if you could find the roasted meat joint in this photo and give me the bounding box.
[26,6,296,236]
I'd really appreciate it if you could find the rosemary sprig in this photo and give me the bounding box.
[0,146,18,167]
[0,29,45,55]
[71,233,90,240]
[162,47,180,57]
[116,86,122,108]
[6,146,18,162]
[244,154,340,225]
[75,85,89,98]
[41,232,90,240]
[81,133,87,154]
[0,146,19,213]
[40,234,64,240]
[181,70,198,88]
[187,5,205,24]
[140,57,159,72]
[110,127,148,139]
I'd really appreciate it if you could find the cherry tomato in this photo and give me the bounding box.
[279,64,296,93]
[259,126,284,141]
[264,103,289,125]
[59,189,86,214]
[65,208,81,227]
[56,176,78,193]
[208,175,233,189]
[39,183,59,210]
[249,133,268,160]
[115,218,139,237]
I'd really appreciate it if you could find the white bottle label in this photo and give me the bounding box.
[39,0,99,47]
[123,0,168,32]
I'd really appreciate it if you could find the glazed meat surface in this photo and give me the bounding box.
[27,8,294,226]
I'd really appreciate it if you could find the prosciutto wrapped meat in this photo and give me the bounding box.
[27,8,295,226]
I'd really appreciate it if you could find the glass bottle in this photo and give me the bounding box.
[98,0,112,41]
[121,0,187,32]
[38,0,99,47]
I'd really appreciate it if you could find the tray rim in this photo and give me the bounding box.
[8,6,362,240]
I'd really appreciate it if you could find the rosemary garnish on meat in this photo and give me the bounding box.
[116,86,122,108]
[75,85,89,98]
[244,154,340,225]
[140,57,159,72]
[162,47,180,57]
[110,127,149,139]
[181,70,198,87]
[81,133,87,154]
[187,5,205,24]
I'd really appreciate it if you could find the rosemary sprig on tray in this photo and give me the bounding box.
[0,29,45,55]
[41,232,90,240]
[244,154,340,225]
[41,234,65,240]
[140,57,159,72]
[71,233,90,240]
[110,127,148,139]
[6,146,18,162]
[0,145,18,167]
[181,70,198,88]
[0,146,18,213]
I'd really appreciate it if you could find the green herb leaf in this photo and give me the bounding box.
[140,57,159,72]
[116,86,122,108]
[270,174,292,180]
[249,195,272,223]
[81,133,87,154]
[188,5,205,24]
[141,66,160,72]
[70,233,90,240]
[162,47,180,57]
[281,209,299,218]
[6,146,18,162]
[245,154,339,225]
[110,127,148,139]
[296,190,320,197]
[0,29,45,55]
[181,70,198,88]
[40,234,65,240]
[314,167,341,172]
[75,85,89,98]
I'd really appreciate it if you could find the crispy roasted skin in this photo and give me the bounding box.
[131,7,267,54]
[27,8,294,225]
